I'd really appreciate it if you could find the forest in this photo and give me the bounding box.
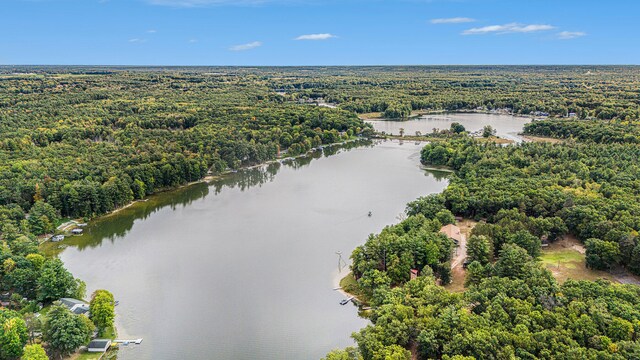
[328,116,640,359]
[0,69,367,221]
[1,66,640,359]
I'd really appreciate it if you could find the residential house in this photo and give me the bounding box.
[439,224,466,246]
[59,298,90,316]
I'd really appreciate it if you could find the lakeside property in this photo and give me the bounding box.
[47,140,447,360]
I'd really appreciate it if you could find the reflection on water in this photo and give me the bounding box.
[366,112,531,143]
[48,139,374,255]
[54,139,447,360]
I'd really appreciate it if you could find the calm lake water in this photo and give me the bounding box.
[366,112,531,143]
[54,140,450,360]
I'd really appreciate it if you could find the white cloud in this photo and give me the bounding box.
[229,41,262,51]
[462,23,555,35]
[430,17,475,24]
[128,38,147,43]
[188,39,198,43]
[295,33,336,41]
[147,29,157,33]
[557,31,586,40]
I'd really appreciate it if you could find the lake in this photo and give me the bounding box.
[53,140,450,360]
[366,112,532,143]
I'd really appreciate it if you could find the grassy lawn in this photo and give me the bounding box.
[541,241,616,283]
[358,112,383,120]
[75,353,103,360]
[444,266,466,293]
[339,273,369,304]
[99,325,117,340]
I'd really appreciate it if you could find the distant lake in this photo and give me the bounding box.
[53,141,450,360]
[366,112,532,143]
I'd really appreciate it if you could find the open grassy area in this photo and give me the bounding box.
[541,249,585,268]
[541,237,616,283]
[75,353,103,360]
[339,272,369,304]
[358,112,384,120]
[99,325,117,340]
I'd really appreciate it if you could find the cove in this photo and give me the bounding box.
[366,112,532,143]
[51,140,450,360]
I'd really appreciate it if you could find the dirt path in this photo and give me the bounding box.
[445,219,477,292]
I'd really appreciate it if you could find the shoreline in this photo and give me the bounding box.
[360,109,542,122]
[65,137,369,226]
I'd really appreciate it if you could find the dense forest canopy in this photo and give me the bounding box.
[329,118,640,359]
[0,68,368,220]
[1,66,640,359]
[2,65,639,223]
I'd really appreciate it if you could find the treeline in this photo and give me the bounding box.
[419,137,640,275]
[327,267,640,359]
[266,66,640,120]
[524,119,640,144]
[329,191,640,359]
[350,211,456,299]
[327,122,640,359]
[0,71,367,221]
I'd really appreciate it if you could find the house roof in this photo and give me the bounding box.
[72,307,89,315]
[59,298,85,308]
[439,224,465,243]
[88,339,112,351]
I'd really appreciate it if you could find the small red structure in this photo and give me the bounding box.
[410,269,419,280]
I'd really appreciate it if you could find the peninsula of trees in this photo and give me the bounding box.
[1,66,640,359]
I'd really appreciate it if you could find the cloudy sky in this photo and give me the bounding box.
[1,0,638,65]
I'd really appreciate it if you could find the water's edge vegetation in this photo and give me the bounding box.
[1,66,640,360]
[326,119,640,360]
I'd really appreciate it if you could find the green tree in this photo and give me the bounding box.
[507,230,541,258]
[378,345,410,360]
[25,254,45,270]
[27,201,59,235]
[21,344,48,360]
[37,259,78,302]
[439,261,452,285]
[464,261,486,287]
[89,290,115,335]
[450,122,466,134]
[0,316,28,360]
[467,235,492,264]
[585,238,620,270]
[494,244,531,279]
[43,305,94,359]
[482,125,496,138]
[435,209,456,226]
[322,347,362,360]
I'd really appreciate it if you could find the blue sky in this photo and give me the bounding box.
[2,0,638,65]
